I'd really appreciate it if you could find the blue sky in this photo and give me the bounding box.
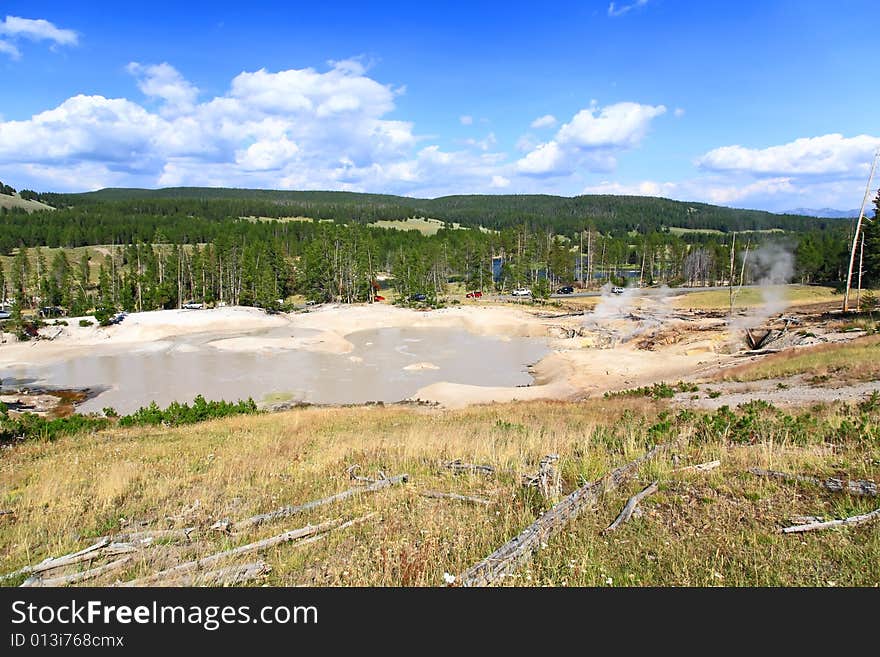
[1,0,877,211]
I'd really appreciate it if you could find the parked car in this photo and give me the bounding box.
[555,286,574,295]
[409,293,427,302]
[374,295,386,301]
[611,286,625,295]
[511,288,531,297]
[0,309,10,321]
[465,290,483,298]
[183,300,205,309]
[39,306,65,318]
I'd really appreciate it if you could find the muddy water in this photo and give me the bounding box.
[1,327,549,414]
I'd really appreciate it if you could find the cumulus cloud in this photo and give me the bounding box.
[0,16,78,58]
[127,62,199,114]
[459,115,473,125]
[516,101,666,176]
[0,60,515,195]
[697,133,880,177]
[674,107,685,118]
[530,114,557,129]
[608,1,649,18]
[490,175,511,188]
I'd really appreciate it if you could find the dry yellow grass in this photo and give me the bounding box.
[676,285,843,310]
[1,398,877,586]
[715,334,880,383]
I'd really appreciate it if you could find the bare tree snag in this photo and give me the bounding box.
[522,455,562,502]
[21,556,133,588]
[121,513,375,587]
[749,468,877,497]
[781,507,880,534]
[458,442,673,587]
[213,474,407,533]
[420,491,491,506]
[602,481,659,534]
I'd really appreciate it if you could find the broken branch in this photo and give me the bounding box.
[602,481,659,534]
[420,491,491,506]
[673,460,721,473]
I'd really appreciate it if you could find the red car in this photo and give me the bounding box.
[465,290,483,298]
[374,295,386,301]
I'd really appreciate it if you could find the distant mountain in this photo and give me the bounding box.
[785,208,860,219]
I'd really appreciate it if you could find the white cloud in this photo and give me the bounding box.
[530,114,557,129]
[0,16,77,58]
[490,175,511,188]
[460,115,473,125]
[127,62,199,114]
[516,101,666,176]
[608,1,649,18]
[1,16,78,44]
[697,133,880,177]
[0,39,19,59]
[0,60,512,195]
[462,132,497,151]
[674,107,685,118]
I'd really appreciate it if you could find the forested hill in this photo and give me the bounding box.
[40,187,842,234]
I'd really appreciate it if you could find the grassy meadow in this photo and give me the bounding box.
[1,397,877,586]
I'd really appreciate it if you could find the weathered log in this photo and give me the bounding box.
[155,561,271,587]
[21,556,133,588]
[112,528,196,544]
[121,513,375,587]
[749,468,877,497]
[213,474,407,533]
[781,507,880,534]
[0,510,14,516]
[0,537,112,582]
[420,491,491,506]
[602,481,659,534]
[458,442,674,587]
[443,459,496,476]
[673,460,721,473]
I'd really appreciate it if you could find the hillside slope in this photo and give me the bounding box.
[0,193,54,213]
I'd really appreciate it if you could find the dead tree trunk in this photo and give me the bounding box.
[458,442,673,587]
[213,474,408,532]
[749,468,877,497]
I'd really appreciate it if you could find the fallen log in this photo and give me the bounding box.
[121,513,375,587]
[443,459,495,476]
[458,442,673,587]
[781,507,880,534]
[602,481,659,534]
[749,468,877,497]
[0,537,112,582]
[156,561,271,587]
[673,460,721,474]
[21,556,133,588]
[213,474,407,533]
[420,491,491,506]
